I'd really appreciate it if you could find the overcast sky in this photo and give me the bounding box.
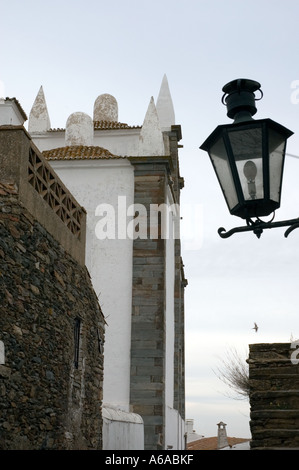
[2,0,299,438]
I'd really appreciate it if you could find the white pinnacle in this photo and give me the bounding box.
[28,86,51,133]
[156,74,175,131]
[138,97,165,156]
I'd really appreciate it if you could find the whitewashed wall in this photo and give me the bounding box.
[31,128,141,157]
[102,407,144,450]
[164,189,185,449]
[165,407,186,450]
[49,158,135,411]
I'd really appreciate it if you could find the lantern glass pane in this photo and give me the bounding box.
[228,127,264,201]
[268,127,286,203]
[209,136,239,210]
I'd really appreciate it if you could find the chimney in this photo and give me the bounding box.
[65,112,94,146]
[0,98,27,126]
[217,421,228,449]
[185,419,194,435]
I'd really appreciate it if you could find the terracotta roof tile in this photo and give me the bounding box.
[43,145,125,161]
[187,436,250,451]
[48,121,141,132]
[93,120,141,130]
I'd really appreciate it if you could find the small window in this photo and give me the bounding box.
[97,328,103,354]
[74,318,81,369]
[0,340,4,365]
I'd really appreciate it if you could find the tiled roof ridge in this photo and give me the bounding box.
[48,120,141,132]
[187,436,250,451]
[94,120,141,129]
[42,145,125,161]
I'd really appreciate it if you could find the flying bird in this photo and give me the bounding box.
[252,322,258,332]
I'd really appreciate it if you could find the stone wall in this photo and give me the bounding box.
[249,342,299,449]
[129,153,186,450]
[129,161,167,450]
[0,185,105,449]
[0,126,86,266]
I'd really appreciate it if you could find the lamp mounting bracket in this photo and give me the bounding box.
[218,216,299,239]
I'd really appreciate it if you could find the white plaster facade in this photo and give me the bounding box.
[0,97,27,126]
[49,158,134,411]
[163,189,186,449]
[164,190,182,449]
[28,75,186,450]
[102,408,144,450]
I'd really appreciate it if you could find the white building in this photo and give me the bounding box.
[28,76,187,450]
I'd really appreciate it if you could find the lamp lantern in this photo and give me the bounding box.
[200,79,297,238]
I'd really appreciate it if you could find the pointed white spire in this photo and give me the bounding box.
[28,86,51,133]
[138,97,165,156]
[156,74,175,131]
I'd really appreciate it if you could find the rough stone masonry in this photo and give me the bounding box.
[249,342,299,449]
[0,187,105,450]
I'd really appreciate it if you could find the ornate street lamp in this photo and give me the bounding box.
[200,78,298,238]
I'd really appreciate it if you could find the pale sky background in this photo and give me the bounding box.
[2,0,299,439]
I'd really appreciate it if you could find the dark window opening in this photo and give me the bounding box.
[97,328,103,354]
[74,317,81,369]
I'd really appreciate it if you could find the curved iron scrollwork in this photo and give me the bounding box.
[218,216,299,239]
